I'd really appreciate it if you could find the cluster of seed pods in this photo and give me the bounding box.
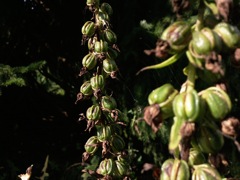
[141,0,240,179]
[78,0,131,179]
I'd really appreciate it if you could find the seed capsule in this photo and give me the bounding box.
[161,21,192,54]
[90,74,105,91]
[100,3,113,16]
[97,158,115,176]
[188,148,206,167]
[200,87,231,120]
[82,53,97,70]
[193,123,224,153]
[86,105,102,121]
[110,134,125,153]
[97,125,113,142]
[192,163,222,180]
[81,21,96,37]
[172,89,200,122]
[94,40,108,53]
[103,29,117,44]
[86,0,99,7]
[214,22,240,49]
[101,95,117,111]
[84,136,99,154]
[191,27,222,56]
[80,81,93,96]
[103,58,118,75]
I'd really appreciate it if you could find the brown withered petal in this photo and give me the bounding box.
[215,0,233,22]
[230,48,240,67]
[144,39,170,59]
[208,153,229,173]
[171,0,190,16]
[205,51,224,75]
[221,117,240,137]
[180,122,195,161]
[143,104,163,133]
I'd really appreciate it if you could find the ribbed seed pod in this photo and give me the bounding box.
[214,22,240,49]
[90,74,105,91]
[82,53,97,70]
[103,58,118,74]
[110,134,125,153]
[97,125,113,142]
[192,163,222,180]
[172,89,200,122]
[161,21,192,53]
[81,21,96,37]
[86,105,102,121]
[84,136,99,154]
[97,158,115,176]
[94,40,108,53]
[200,87,231,120]
[80,81,93,96]
[101,95,117,111]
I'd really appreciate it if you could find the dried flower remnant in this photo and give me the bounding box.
[215,0,233,22]
[205,51,224,75]
[171,0,190,17]
[143,104,163,133]
[144,39,170,59]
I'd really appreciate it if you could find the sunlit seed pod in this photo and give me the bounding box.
[148,83,178,105]
[170,159,190,180]
[101,95,117,111]
[172,89,200,122]
[96,10,110,25]
[80,81,93,96]
[188,148,206,167]
[90,74,105,91]
[200,87,231,120]
[103,29,117,44]
[97,125,114,142]
[110,134,125,153]
[214,22,240,49]
[86,105,102,121]
[148,83,178,120]
[82,53,97,70]
[86,0,100,7]
[81,21,96,37]
[161,21,192,53]
[160,158,174,180]
[100,2,113,16]
[191,28,222,56]
[103,58,118,74]
[115,160,129,177]
[192,163,222,180]
[97,158,115,176]
[94,40,108,53]
[84,136,99,154]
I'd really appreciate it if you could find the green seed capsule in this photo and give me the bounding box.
[86,105,102,121]
[214,22,240,49]
[94,40,108,53]
[110,134,125,153]
[172,89,200,122]
[104,29,117,44]
[82,53,97,70]
[81,21,95,37]
[103,58,118,74]
[200,87,232,120]
[97,158,115,176]
[97,125,113,142]
[193,123,224,153]
[100,2,113,16]
[192,164,222,180]
[90,74,105,91]
[161,21,192,53]
[101,95,117,111]
[84,136,99,154]
[86,0,99,7]
[80,81,93,96]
